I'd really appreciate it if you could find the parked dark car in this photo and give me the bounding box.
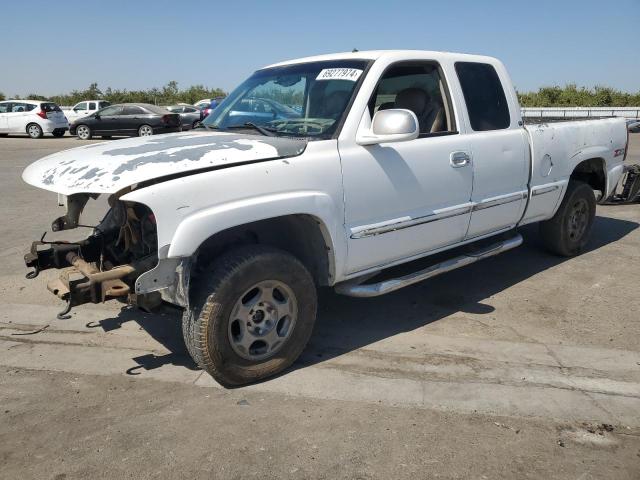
[70,103,181,140]
[166,105,203,130]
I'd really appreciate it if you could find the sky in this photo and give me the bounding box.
[1,0,639,97]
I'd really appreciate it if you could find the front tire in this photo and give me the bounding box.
[539,180,596,256]
[76,124,92,140]
[183,245,317,387]
[26,123,43,139]
[138,124,153,136]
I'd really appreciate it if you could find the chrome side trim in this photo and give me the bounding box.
[532,185,560,196]
[472,192,527,212]
[335,234,523,297]
[350,205,472,239]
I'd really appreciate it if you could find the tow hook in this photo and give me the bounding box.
[46,252,135,320]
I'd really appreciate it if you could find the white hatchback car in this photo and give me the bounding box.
[0,100,69,138]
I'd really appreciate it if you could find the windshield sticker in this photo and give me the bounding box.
[316,68,363,82]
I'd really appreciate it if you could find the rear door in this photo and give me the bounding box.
[121,105,146,134]
[455,62,529,239]
[0,102,10,132]
[7,102,35,133]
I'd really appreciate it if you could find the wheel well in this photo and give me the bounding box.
[193,215,333,286]
[570,158,606,194]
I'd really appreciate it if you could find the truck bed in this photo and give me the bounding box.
[520,117,628,225]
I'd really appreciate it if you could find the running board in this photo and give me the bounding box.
[335,234,523,298]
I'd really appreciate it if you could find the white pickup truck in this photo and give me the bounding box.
[22,50,629,386]
[64,100,111,123]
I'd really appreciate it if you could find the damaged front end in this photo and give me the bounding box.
[25,194,165,318]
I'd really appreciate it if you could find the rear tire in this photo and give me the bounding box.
[539,180,596,256]
[26,123,43,139]
[138,124,153,136]
[52,130,65,138]
[76,124,92,140]
[182,245,317,387]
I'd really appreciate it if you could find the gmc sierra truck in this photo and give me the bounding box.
[22,50,629,386]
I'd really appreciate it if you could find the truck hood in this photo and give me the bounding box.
[22,131,307,195]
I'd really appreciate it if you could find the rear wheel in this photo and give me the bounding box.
[52,130,65,138]
[26,123,43,139]
[182,245,317,387]
[539,180,596,256]
[76,125,92,140]
[138,124,153,136]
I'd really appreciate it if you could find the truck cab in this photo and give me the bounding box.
[65,100,111,123]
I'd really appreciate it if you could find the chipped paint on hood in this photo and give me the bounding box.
[22,131,308,195]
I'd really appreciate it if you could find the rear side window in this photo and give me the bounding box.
[41,103,62,113]
[123,106,144,115]
[0,103,9,113]
[455,62,510,131]
[88,102,96,110]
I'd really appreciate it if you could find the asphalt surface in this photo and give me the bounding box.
[1,133,639,479]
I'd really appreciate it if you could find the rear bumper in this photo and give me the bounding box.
[41,119,69,133]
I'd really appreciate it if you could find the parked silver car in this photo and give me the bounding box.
[166,105,203,130]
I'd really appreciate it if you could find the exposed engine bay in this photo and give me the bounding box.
[24,194,160,318]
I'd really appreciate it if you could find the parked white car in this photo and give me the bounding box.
[22,50,629,386]
[0,100,69,138]
[64,100,111,123]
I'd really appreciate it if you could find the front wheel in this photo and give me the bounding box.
[182,245,317,387]
[138,124,153,136]
[76,124,92,140]
[26,123,43,139]
[539,180,596,256]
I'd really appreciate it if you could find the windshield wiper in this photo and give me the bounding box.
[226,122,277,137]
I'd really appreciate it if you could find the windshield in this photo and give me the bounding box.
[203,59,370,139]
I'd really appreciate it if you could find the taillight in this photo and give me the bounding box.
[37,110,47,120]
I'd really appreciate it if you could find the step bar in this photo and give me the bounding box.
[335,233,523,298]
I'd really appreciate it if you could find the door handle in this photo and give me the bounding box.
[450,151,471,168]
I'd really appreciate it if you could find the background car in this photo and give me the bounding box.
[166,105,203,130]
[223,97,300,126]
[70,103,181,140]
[64,100,111,123]
[199,96,226,119]
[0,100,68,138]
[626,118,640,133]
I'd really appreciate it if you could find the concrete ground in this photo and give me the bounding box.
[1,133,639,479]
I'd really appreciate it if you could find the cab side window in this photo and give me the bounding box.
[75,102,88,111]
[455,62,510,131]
[368,62,456,135]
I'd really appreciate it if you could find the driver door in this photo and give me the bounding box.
[340,61,474,274]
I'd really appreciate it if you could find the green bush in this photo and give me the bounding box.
[518,84,640,107]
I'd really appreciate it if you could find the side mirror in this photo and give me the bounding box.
[94,113,100,119]
[356,109,419,146]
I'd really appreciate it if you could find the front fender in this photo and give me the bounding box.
[166,190,341,258]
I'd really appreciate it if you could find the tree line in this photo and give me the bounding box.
[1,82,639,107]
[0,81,226,106]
